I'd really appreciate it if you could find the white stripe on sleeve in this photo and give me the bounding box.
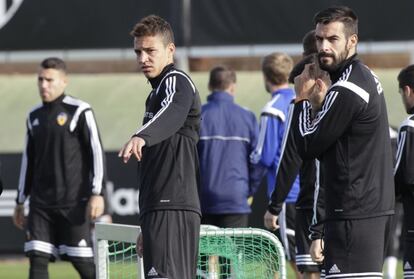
[84,110,104,195]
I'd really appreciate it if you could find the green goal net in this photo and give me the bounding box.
[95,223,286,279]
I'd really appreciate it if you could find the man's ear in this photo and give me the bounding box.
[402,85,412,98]
[348,34,358,48]
[167,42,175,59]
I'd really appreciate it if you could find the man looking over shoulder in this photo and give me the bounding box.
[119,15,202,279]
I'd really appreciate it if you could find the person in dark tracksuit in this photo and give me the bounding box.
[292,6,394,279]
[12,57,106,279]
[198,65,263,228]
[265,55,329,279]
[119,15,201,279]
[395,65,414,279]
[197,65,263,279]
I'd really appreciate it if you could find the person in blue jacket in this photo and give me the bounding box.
[250,52,300,276]
[198,65,263,228]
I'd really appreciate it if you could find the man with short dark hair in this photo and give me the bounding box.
[395,64,414,279]
[199,65,262,228]
[13,57,106,279]
[119,15,201,279]
[293,6,394,278]
[302,30,317,57]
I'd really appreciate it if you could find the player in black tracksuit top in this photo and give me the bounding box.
[13,58,106,279]
[267,101,323,274]
[119,15,201,279]
[135,63,201,216]
[16,94,105,208]
[132,63,201,279]
[395,64,414,278]
[293,53,394,278]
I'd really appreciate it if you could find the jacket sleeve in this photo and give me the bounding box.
[250,113,284,168]
[78,109,106,196]
[292,86,367,160]
[248,112,266,196]
[394,119,414,194]
[268,104,302,215]
[135,74,196,147]
[309,160,325,240]
[16,117,34,204]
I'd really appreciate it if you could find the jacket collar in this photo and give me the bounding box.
[43,93,65,106]
[329,53,358,82]
[207,91,234,102]
[148,63,175,89]
[271,87,293,98]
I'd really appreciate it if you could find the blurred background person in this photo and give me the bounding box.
[250,52,301,278]
[12,57,106,279]
[198,65,263,278]
[395,64,414,279]
[198,65,263,228]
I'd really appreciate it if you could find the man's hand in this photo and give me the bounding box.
[118,137,146,163]
[12,204,25,230]
[294,63,317,102]
[87,195,104,220]
[136,232,143,258]
[264,210,279,231]
[309,71,331,113]
[310,238,324,263]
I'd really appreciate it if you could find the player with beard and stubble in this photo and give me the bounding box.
[292,6,394,279]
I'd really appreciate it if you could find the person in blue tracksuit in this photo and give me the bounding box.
[198,65,263,228]
[250,52,300,276]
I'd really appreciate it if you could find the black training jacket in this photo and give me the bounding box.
[394,111,414,241]
[268,102,319,215]
[16,94,106,208]
[395,110,414,193]
[135,64,201,217]
[292,54,395,220]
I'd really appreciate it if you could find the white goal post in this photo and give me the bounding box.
[95,223,286,279]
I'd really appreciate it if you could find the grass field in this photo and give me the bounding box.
[0,257,404,278]
[0,68,406,152]
[0,258,297,279]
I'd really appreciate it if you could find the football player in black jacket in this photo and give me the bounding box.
[395,64,414,278]
[119,15,201,279]
[293,6,394,279]
[13,57,106,279]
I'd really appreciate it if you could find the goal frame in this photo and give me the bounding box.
[95,223,286,279]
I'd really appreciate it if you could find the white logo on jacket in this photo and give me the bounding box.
[0,0,24,29]
[144,112,154,119]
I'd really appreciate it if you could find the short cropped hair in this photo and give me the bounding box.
[208,65,236,92]
[289,54,327,84]
[40,57,67,73]
[262,52,293,86]
[288,55,315,84]
[302,30,317,56]
[130,15,174,45]
[314,6,358,38]
[398,65,414,89]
